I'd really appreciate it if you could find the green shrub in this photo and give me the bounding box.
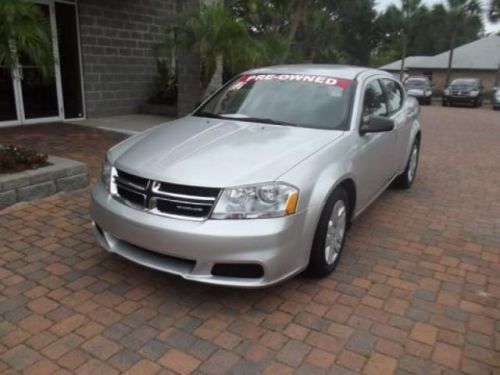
[0,145,48,173]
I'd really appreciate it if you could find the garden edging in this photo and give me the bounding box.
[0,155,88,209]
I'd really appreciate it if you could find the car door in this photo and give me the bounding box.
[352,78,398,212]
[380,78,411,173]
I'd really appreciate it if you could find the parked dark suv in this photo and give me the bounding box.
[442,78,483,107]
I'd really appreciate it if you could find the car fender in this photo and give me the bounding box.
[277,137,356,265]
[404,119,422,165]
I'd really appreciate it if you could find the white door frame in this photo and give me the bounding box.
[19,0,65,125]
[0,0,77,127]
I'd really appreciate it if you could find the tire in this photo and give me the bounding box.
[307,187,349,277]
[425,97,431,106]
[442,99,447,107]
[394,139,420,189]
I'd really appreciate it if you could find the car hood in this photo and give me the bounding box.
[111,116,343,187]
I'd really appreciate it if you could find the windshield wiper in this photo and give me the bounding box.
[194,111,227,119]
[232,116,299,127]
[194,112,299,127]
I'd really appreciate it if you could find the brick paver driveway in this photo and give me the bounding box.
[1,107,499,375]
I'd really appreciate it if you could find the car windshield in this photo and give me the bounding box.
[195,73,354,130]
[450,79,477,88]
[405,79,427,88]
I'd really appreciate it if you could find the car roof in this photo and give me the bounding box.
[243,64,385,80]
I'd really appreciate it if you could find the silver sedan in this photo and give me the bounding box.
[90,65,421,287]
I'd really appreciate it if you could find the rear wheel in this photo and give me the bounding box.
[307,188,349,277]
[394,139,420,189]
[442,99,448,106]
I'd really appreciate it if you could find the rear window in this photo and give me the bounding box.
[195,73,354,130]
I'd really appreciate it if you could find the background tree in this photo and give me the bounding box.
[374,2,483,67]
[283,0,307,60]
[0,0,53,78]
[377,0,424,78]
[162,2,250,97]
[330,0,379,65]
[489,0,500,22]
[445,0,482,85]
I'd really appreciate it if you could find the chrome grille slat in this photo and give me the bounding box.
[152,190,217,202]
[115,177,148,192]
[152,197,214,207]
[112,169,221,220]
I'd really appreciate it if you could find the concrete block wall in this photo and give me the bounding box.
[78,0,178,117]
[0,156,88,210]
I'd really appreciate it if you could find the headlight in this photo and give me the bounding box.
[469,90,479,97]
[495,92,500,100]
[211,182,298,219]
[101,157,112,192]
[425,90,432,96]
[444,89,450,96]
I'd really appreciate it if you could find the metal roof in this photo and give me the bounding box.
[380,35,500,71]
[379,56,430,70]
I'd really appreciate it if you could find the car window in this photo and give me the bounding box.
[381,79,404,114]
[362,80,387,117]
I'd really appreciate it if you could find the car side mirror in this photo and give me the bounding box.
[360,115,395,135]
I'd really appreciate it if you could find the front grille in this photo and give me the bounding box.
[450,90,468,97]
[113,169,221,220]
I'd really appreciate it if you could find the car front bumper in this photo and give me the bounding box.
[90,182,318,287]
[407,93,431,100]
[444,95,478,103]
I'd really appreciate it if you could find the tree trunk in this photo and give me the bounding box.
[203,53,223,99]
[445,30,457,86]
[308,48,317,63]
[399,31,407,82]
[283,0,307,62]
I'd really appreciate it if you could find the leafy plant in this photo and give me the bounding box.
[0,0,54,78]
[0,145,48,173]
[148,58,177,105]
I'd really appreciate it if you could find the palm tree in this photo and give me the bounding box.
[0,0,53,78]
[283,0,307,61]
[489,0,500,22]
[301,6,337,62]
[166,2,249,98]
[445,0,481,85]
[398,0,423,80]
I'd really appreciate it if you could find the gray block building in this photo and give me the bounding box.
[0,0,200,127]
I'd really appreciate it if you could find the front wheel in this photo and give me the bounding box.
[394,140,420,189]
[307,188,349,277]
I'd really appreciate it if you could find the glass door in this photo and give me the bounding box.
[18,2,63,124]
[0,1,63,127]
[0,68,19,124]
